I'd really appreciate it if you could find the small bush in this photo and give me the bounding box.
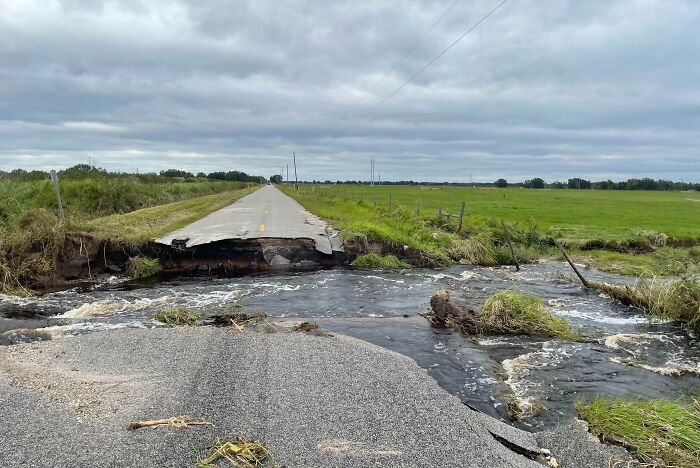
[351,253,410,269]
[479,291,579,340]
[578,396,700,467]
[155,307,201,326]
[126,256,162,279]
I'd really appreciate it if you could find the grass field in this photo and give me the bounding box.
[308,185,700,243]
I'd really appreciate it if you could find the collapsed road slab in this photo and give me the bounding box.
[155,185,343,255]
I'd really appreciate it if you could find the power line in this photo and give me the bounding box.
[340,0,511,137]
[354,0,462,108]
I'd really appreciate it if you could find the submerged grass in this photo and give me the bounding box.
[155,307,201,326]
[590,275,700,329]
[578,395,700,467]
[126,256,163,279]
[351,253,410,269]
[479,291,580,340]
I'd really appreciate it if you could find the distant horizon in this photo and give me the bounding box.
[2,164,699,187]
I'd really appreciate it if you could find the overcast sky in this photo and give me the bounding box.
[1,0,699,182]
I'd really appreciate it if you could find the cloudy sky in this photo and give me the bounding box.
[1,0,699,182]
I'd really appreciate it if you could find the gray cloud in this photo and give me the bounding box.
[0,0,698,182]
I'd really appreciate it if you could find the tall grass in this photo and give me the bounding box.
[0,176,251,227]
[590,274,700,329]
[578,395,700,467]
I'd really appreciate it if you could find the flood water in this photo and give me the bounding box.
[1,263,698,430]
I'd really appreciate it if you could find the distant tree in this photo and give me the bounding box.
[160,169,194,178]
[270,174,283,184]
[568,178,591,189]
[494,178,508,188]
[196,172,207,178]
[524,178,545,189]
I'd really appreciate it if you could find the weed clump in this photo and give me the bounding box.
[480,291,579,340]
[577,395,700,467]
[126,256,162,279]
[430,289,580,340]
[590,275,700,329]
[155,307,201,326]
[351,253,410,269]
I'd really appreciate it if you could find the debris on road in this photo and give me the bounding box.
[128,416,213,431]
[197,436,276,468]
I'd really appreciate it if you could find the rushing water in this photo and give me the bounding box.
[1,263,698,430]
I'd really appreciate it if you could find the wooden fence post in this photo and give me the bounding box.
[555,240,590,288]
[416,202,420,219]
[457,202,465,232]
[50,170,65,221]
[501,221,520,271]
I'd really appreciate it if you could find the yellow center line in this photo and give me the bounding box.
[259,224,265,232]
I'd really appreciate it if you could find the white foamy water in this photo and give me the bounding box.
[44,320,153,336]
[501,341,578,416]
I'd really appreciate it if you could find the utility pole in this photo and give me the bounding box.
[379,172,381,185]
[293,151,298,190]
[286,165,289,184]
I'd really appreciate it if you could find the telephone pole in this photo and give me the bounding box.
[293,151,298,190]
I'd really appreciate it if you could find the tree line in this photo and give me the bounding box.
[0,165,266,183]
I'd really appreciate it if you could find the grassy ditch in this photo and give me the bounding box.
[0,183,258,294]
[430,289,581,340]
[280,185,548,268]
[578,396,700,467]
[589,275,700,330]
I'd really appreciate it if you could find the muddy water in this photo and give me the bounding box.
[1,263,698,430]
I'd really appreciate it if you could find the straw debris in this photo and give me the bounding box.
[197,436,277,468]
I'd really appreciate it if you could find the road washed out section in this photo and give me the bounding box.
[155,185,348,274]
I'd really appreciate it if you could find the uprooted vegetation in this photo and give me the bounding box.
[126,256,163,279]
[429,289,581,341]
[155,307,201,326]
[588,275,700,330]
[577,395,700,468]
[197,436,277,468]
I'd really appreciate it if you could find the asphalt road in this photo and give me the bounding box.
[0,327,547,468]
[156,185,342,254]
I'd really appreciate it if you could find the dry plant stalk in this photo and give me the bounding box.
[128,416,213,431]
